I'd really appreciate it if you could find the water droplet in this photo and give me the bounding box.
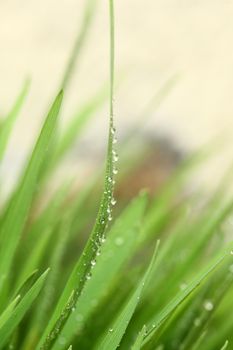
[110,127,116,135]
[97,249,101,256]
[107,206,111,214]
[86,273,92,280]
[203,300,214,311]
[115,237,124,246]
[72,307,75,312]
[91,259,96,266]
[108,215,113,221]
[113,168,118,175]
[109,328,114,333]
[230,250,233,255]
[113,136,117,144]
[111,198,117,206]
[108,177,112,183]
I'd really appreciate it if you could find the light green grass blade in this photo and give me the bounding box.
[94,241,160,350]
[0,91,63,297]
[142,250,230,349]
[37,1,116,347]
[61,0,98,89]
[0,269,49,349]
[52,192,147,349]
[220,340,229,350]
[131,325,147,350]
[0,295,20,329]
[53,85,107,166]
[0,79,30,160]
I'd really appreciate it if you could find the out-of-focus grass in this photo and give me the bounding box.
[0,1,233,350]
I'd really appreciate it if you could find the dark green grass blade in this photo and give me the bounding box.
[0,269,49,349]
[94,241,160,350]
[0,79,30,160]
[0,92,63,298]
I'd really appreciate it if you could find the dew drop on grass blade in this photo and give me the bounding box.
[52,192,148,349]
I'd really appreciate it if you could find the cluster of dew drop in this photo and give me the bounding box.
[84,123,118,286]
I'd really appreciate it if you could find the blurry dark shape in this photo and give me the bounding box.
[116,132,184,201]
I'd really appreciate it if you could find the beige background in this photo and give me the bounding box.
[1,0,233,191]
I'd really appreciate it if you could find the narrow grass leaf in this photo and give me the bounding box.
[94,241,160,350]
[142,250,230,348]
[0,79,30,160]
[0,269,49,348]
[0,91,63,297]
[37,1,116,347]
[0,295,20,329]
[52,193,147,349]
[131,325,147,350]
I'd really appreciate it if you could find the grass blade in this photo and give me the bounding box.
[142,250,231,349]
[0,269,49,348]
[0,91,63,298]
[37,1,116,347]
[94,241,160,350]
[0,79,30,160]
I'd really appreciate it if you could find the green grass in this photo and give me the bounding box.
[0,1,233,349]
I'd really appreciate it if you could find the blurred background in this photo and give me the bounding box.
[1,0,233,195]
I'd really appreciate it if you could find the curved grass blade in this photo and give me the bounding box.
[0,91,63,299]
[0,79,30,160]
[60,0,98,89]
[52,84,108,167]
[220,340,229,350]
[37,1,116,348]
[94,241,160,350]
[142,250,231,349]
[0,269,49,349]
[0,295,20,329]
[52,192,147,349]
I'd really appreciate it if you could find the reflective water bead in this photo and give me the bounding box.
[86,273,92,280]
[91,259,96,266]
[110,127,116,135]
[203,300,214,311]
[111,198,117,206]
